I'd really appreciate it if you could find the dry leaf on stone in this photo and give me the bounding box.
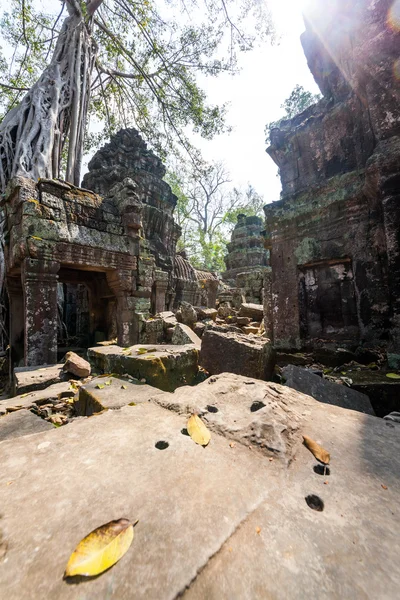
[96,384,105,390]
[303,435,330,465]
[386,373,400,379]
[104,380,112,386]
[137,348,148,355]
[64,518,137,578]
[187,414,211,447]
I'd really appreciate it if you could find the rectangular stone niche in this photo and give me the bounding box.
[298,259,359,342]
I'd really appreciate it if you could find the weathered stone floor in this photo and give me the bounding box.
[0,373,399,599]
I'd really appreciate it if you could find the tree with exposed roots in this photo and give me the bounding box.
[0,0,274,193]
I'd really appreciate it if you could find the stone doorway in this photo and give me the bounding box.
[298,259,359,342]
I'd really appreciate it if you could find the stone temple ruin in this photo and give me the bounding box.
[264,0,400,362]
[222,214,269,304]
[1,1,400,597]
[4,129,218,368]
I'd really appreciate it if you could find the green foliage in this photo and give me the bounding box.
[0,0,274,164]
[265,84,321,144]
[166,164,264,273]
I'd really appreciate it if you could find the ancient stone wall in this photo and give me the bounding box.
[4,177,146,367]
[265,0,400,352]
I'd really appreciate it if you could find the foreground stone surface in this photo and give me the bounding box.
[88,344,199,391]
[282,365,375,415]
[200,330,275,380]
[0,409,54,441]
[0,374,399,599]
[0,403,270,599]
[13,365,67,395]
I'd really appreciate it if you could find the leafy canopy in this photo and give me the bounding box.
[167,161,264,272]
[0,0,274,163]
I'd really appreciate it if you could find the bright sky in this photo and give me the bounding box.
[193,0,320,203]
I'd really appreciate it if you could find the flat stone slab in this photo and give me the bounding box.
[0,382,73,416]
[88,344,200,392]
[0,409,54,441]
[0,374,399,598]
[282,365,375,415]
[75,376,165,416]
[13,364,68,395]
[184,398,400,600]
[0,403,270,599]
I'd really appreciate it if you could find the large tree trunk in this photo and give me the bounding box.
[0,7,97,193]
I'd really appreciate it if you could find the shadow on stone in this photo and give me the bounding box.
[155,441,169,450]
[305,495,324,512]
[313,464,331,476]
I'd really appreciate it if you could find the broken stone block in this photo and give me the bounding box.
[179,301,197,327]
[193,322,206,337]
[75,376,165,416]
[238,303,264,320]
[237,316,251,326]
[242,326,260,335]
[63,352,91,378]
[217,305,234,318]
[88,344,200,392]
[276,352,311,367]
[141,318,164,344]
[200,330,275,380]
[171,323,201,347]
[13,364,67,395]
[0,409,54,441]
[282,365,375,415]
[195,307,217,321]
[205,323,243,334]
[157,311,178,329]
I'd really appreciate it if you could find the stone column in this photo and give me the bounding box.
[154,271,169,314]
[205,279,219,308]
[263,267,273,342]
[21,258,60,366]
[106,269,140,347]
[7,276,24,373]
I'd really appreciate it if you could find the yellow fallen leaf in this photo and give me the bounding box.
[96,384,105,390]
[187,414,211,447]
[20,393,30,398]
[104,380,112,386]
[386,373,400,379]
[64,518,137,578]
[256,527,261,534]
[121,385,127,390]
[303,435,330,465]
[136,348,148,355]
[30,236,43,241]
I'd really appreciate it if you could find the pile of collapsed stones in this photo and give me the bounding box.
[176,300,265,338]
